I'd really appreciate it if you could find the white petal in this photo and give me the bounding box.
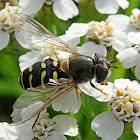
[114,78,131,89]
[17,119,35,140]
[19,50,42,72]
[79,80,114,102]
[0,31,10,50]
[135,64,140,80]
[95,0,119,14]
[59,34,80,48]
[91,111,124,140]
[127,32,140,44]
[65,23,88,37]
[53,115,78,136]
[116,47,140,68]
[78,42,107,57]
[52,89,81,114]
[132,8,140,15]
[47,131,67,140]
[115,0,129,9]
[19,0,45,15]
[133,117,140,138]
[108,14,130,31]
[52,0,79,21]
[0,122,20,140]
[112,31,131,52]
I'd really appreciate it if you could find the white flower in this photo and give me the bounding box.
[0,122,20,140]
[17,110,78,140]
[65,20,131,53]
[108,8,140,46]
[109,9,140,79]
[91,78,140,140]
[95,0,129,14]
[18,0,79,20]
[107,9,140,79]
[0,3,22,51]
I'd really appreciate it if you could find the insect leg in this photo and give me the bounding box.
[90,81,108,95]
[49,53,60,61]
[100,80,108,85]
[32,112,40,129]
[75,86,82,99]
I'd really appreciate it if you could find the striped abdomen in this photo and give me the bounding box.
[19,59,69,90]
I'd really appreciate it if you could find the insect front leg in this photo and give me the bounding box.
[100,80,108,85]
[75,86,82,99]
[90,81,108,95]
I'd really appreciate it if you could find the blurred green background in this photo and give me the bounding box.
[0,0,139,139]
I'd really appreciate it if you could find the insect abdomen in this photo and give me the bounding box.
[19,59,68,90]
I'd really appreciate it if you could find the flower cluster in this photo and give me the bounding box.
[0,3,22,50]
[91,79,140,140]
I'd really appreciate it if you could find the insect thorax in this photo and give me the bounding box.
[61,55,95,83]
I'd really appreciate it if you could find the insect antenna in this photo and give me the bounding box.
[110,59,118,69]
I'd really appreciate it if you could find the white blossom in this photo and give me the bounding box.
[108,8,140,49]
[18,0,79,20]
[17,110,78,140]
[109,9,140,79]
[0,122,20,140]
[91,78,140,140]
[95,0,129,14]
[65,20,131,53]
[0,3,22,51]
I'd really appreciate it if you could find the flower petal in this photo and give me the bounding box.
[65,23,88,37]
[133,117,140,138]
[127,32,140,44]
[116,47,140,68]
[53,115,78,136]
[0,122,20,140]
[0,31,10,50]
[132,8,140,15]
[91,111,124,140]
[108,14,130,31]
[135,64,140,80]
[78,42,107,57]
[114,78,131,89]
[52,89,81,114]
[17,118,35,140]
[19,0,45,15]
[59,34,80,48]
[52,0,79,21]
[112,31,131,52]
[95,0,119,14]
[79,79,114,102]
[115,0,129,9]
[19,50,42,72]
[47,131,67,140]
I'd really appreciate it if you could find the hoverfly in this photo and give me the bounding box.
[11,13,117,124]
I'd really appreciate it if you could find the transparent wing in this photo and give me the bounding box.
[11,82,77,124]
[12,13,78,55]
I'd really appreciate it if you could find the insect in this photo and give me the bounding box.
[11,13,117,124]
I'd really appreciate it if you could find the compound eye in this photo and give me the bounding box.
[95,64,108,83]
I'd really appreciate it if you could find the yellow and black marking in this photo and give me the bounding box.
[19,58,69,90]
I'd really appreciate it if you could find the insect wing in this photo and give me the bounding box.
[12,13,77,55]
[11,82,77,124]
